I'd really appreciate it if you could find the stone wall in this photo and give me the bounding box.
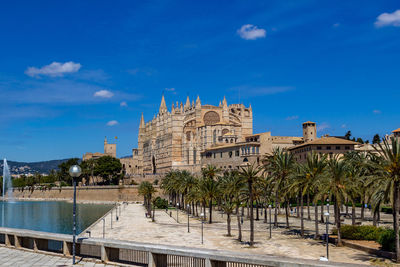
[11,185,166,202]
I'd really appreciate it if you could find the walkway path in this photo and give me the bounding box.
[88,203,390,266]
[0,246,121,267]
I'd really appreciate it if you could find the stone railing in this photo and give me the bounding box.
[0,227,362,267]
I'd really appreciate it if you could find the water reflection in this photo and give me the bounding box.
[0,200,113,234]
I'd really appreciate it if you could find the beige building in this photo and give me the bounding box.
[288,136,358,163]
[138,95,253,174]
[120,148,141,176]
[200,122,317,169]
[83,137,116,161]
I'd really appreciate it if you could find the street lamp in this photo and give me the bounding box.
[268,204,272,239]
[187,204,190,233]
[176,203,180,223]
[69,165,82,265]
[325,203,330,261]
[200,212,204,244]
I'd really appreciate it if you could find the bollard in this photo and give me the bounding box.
[102,218,105,238]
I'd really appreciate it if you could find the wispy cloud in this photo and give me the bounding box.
[237,24,266,40]
[341,124,347,128]
[373,109,382,114]
[229,86,294,98]
[375,10,400,27]
[94,90,114,98]
[333,23,340,28]
[286,115,299,121]
[317,122,330,132]
[165,88,176,95]
[25,61,81,77]
[120,101,128,107]
[127,67,156,76]
[106,120,118,126]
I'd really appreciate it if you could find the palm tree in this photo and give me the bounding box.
[374,137,400,262]
[200,165,220,224]
[318,155,349,246]
[138,181,156,217]
[264,148,295,228]
[239,164,262,246]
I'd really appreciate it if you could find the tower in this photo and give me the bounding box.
[302,121,317,142]
[104,137,117,157]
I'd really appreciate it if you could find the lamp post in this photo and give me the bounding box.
[200,212,204,244]
[176,203,179,223]
[268,204,272,239]
[69,165,82,265]
[187,204,190,233]
[325,203,330,261]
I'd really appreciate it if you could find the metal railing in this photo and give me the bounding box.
[0,227,362,267]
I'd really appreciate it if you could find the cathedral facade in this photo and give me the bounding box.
[138,95,253,174]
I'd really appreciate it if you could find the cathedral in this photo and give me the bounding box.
[138,95,253,174]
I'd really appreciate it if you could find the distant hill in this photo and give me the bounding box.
[1,159,71,175]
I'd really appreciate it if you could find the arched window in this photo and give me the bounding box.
[213,130,216,144]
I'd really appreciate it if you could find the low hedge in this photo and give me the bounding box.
[333,225,397,252]
[332,225,386,241]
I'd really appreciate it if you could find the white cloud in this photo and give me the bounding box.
[229,86,294,98]
[120,101,128,107]
[333,23,340,28]
[341,124,347,128]
[375,10,400,27]
[165,87,177,95]
[25,61,81,77]
[317,122,330,132]
[286,115,299,121]
[237,24,266,40]
[106,120,118,126]
[94,90,114,98]
[373,109,382,114]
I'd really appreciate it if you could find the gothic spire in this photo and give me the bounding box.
[139,112,145,129]
[195,95,201,107]
[159,95,167,114]
[184,96,190,110]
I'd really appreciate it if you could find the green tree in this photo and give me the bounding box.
[239,164,262,246]
[345,131,352,140]
[57,158,80,185]
[200,165,220,224]
[356,137,364,144]
[93,156,122,185]
[138,181,156,218]
[374,137,400,261]
[372,134,381,144]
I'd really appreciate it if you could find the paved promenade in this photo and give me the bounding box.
[0,246,119,267]
[89,203,387,266]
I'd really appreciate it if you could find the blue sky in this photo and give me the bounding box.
[1,0,399,162]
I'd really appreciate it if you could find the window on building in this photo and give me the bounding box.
[213,153,216,158]
[345,146,350,150]
[317,146,322,150]
[229,151,233,158]
[213,130,216,144]
[336,146,340,150]
[220,152,223,158]
[326,146,331,150]
[225,139,228,143]
[193,149,197,163]
[235,150,239,157]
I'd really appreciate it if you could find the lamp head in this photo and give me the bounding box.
[69,165,82,178]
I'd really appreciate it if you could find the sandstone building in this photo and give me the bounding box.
[138,95,253,174]
[83,137,116,161]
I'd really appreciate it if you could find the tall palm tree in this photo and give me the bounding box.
[200,165,220,224]
[374,137,400,262]
[318,155,349,246]
[264,148,295,228]
[138,181,156,217]
[239,164,262,246]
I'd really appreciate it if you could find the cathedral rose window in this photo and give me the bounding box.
[203,111,220,125]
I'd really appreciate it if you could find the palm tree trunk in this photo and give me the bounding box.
[256,201,259,221]
[274,191,279,227]
[227,213,231,236]
[236,206,242,242]
[264,206,267,223]
[246,201,250,219]
[209,200,213,224]
[249,181,254,246]
[314,203,319,239]
[307,193,311,220]
[373,208,377,226]
[300,192,304,237]
[285,201,289,228]
[345,198,349,216]
[393,181,400,262]
[361,200,365,220]
[320,198,325,223]
[352,202,356,226]
[335,201,342,246]
[296,193,300,218]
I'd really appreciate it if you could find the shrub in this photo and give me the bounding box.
[153,179,159,185]
[381,206,393,214]
[153,197,168,209]
[378,229,396,252]
[332,225,386,241]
